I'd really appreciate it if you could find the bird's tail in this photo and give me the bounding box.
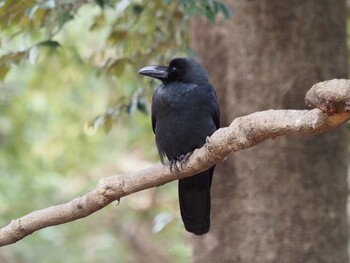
[178,167,214,235]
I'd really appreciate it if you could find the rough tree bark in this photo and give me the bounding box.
[191,1,348,263]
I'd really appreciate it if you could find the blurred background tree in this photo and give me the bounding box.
[0,0,229,262]
[192,1,349,263]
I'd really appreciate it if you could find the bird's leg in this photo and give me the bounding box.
[179,151,193,169]
[169,159,179,172]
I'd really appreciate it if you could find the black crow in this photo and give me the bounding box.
[138,57,220,235]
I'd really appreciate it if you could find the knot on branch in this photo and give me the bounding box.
[97,176,126,201]
[305,79,350,115]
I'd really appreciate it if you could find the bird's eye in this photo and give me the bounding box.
[170,67,177,73]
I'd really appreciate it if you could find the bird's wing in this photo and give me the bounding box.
[151,89,158,134]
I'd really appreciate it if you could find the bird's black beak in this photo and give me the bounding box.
[138,65,169,80]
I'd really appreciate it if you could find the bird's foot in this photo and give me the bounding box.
[169,159,179,172]
[179,151,193,169]
[169,151,193,172]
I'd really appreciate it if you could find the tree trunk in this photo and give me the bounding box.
[191,1,348,263]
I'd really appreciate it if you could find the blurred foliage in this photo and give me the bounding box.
[0,0,229,262]
[0,0,230,131]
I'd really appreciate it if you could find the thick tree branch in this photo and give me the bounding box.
[1,79,350,247]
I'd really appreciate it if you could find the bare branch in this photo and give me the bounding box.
[1,79,350,247]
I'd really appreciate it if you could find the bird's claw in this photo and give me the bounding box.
[169,151,193,172]
[169,159,179,172]
[178,151,193,169]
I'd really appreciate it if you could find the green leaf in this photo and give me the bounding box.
[0,65,10,80]
[59,11,74,25]
[0,51,28,80]
[90,13,105,31]
[107,30,129,44]
[132,4,143,15]
[216,1,231,19]
[96,0,104,9]
[37,40,61,48]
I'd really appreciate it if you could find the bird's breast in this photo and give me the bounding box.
[152,82,217,158]
[155,83,205,109]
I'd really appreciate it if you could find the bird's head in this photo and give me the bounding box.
[138,58,209,84]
